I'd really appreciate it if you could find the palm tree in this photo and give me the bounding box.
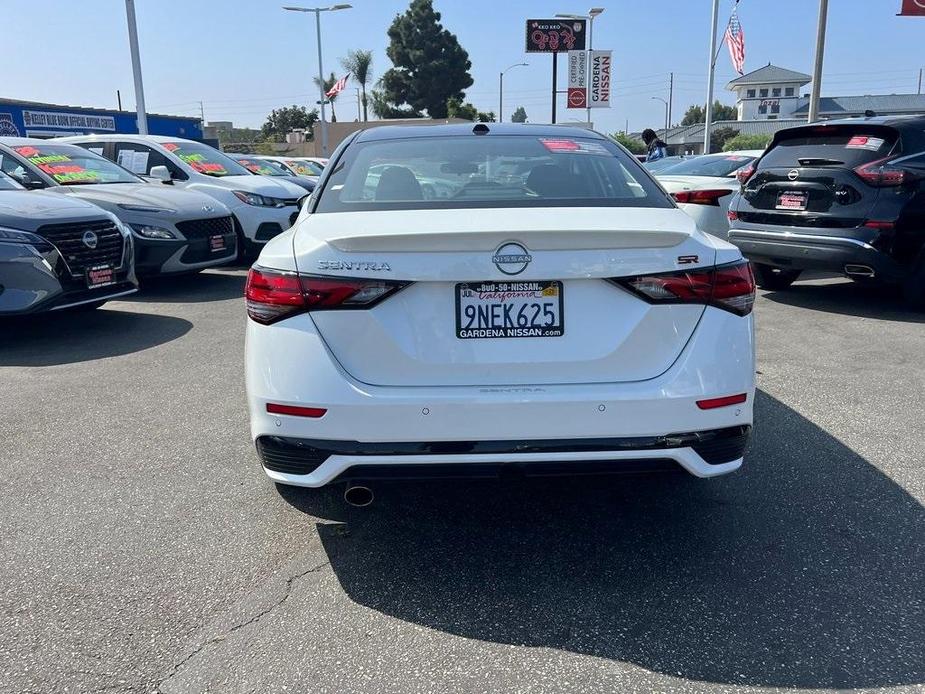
[314,72,340,122]
[340,50,373,121]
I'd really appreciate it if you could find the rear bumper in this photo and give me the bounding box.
[728,226,906,281]
[257,426,750,486]
[246,305,756,487]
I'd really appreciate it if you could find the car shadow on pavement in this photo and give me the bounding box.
[762,278,925,323]
[131,268,247,304]
[0,309,192,366]
[279,390,924,690]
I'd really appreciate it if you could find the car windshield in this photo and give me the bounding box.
[315,134,671,213]
[296,159,324,175]
[644,156,695,173]
[232,155,288,176]
[658,153,757,177]
[0,170,24,190]
[163,141,250,177]
[10,143,142,185]
[280,159,318,176]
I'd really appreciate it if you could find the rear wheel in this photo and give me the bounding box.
[753,263,802,291]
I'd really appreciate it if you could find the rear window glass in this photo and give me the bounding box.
[760,128,898,168]
[314,135,671,212]
[657,153,756,177]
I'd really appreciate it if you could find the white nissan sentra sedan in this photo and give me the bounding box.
[245,124,756,492]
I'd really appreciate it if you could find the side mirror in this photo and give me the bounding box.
[150,165,172,184]
[21,176,46,190]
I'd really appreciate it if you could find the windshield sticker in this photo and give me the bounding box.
[846,136,885,151]
[13,146,101,183]
[724,155,747,161]
[239,159,275,175]
[539,138,609,155]
[117,149,149,174]
[163,143,180,152]
[176,152,227,175]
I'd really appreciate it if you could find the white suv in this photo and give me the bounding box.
[59,135,307,255]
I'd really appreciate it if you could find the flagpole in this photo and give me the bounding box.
[703,0,720,154]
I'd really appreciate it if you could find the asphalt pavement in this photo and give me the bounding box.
[1,268,922,693]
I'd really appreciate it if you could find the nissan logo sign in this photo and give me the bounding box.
[492,242,532,275]
[82,230,98,249]
[787,169,800,181]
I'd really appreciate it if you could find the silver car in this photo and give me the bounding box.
[0,138,237,276]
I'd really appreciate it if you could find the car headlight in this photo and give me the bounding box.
[232,190,286,208]
[0,226,49,245]
[130,223,177,240]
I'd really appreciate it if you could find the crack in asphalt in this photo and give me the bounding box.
[154,559,331,692]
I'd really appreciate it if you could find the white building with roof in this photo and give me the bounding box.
[727,64,813,120]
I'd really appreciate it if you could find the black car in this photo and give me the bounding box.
[727,116,925,306]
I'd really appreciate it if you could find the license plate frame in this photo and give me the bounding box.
[776,190,808,211]
[455,280,564,339]
[85,264,115,289]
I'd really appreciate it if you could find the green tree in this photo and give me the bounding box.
[710,126,740,153]
[722,132,771,152]
[477,111,496,123]
[511,106,527,123]
[611,132,646,154]
[260,105,318,143]
[381,0,474,119]
[314,72,341,122]
[341,49,373,122]
[446,96,477,121]
[681,101,737,125]
[369,87,423,119]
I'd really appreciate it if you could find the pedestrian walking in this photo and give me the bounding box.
[642,128,668,162]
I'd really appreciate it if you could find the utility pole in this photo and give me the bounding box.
[807,0,829,122]
[668,72,674,131]
[703,0,720,153]
[918,67,923,95]
[124,0,148,135]
[116,90,122,111]
[199,101,205,125]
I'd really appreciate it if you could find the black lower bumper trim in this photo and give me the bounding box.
[256,425,751,477]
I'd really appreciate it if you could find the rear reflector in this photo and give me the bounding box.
[671,189,734,206]
[612,260,756,316]
[246,266,409,324]
[863,220,895,230]
[697,393,747,410]
[266,403,328,418]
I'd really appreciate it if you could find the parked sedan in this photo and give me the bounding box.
[245,124,756,494]
[728,116,925,306]
[226,154,316,193]
[654,150,764,239]
[0,171,137,315]
[0,138,236,276]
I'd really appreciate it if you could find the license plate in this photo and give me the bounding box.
[776,190,808,211]
[456,281,564,339]
[86,264,115,289]
[209,234,226,253]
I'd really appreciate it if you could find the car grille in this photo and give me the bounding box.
[36,220,125,277]
[175,215,234,240]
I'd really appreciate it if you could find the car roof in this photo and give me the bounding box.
[0,136,88,148]
[807,114,925,129]
[57,134,195,144]
[352,123,609,143]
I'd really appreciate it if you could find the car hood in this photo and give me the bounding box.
[60,183,230,217]
[655,175,739,193]
[0,190,113,231]
[206,175,306,198]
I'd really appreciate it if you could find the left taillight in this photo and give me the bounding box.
[671,189,734,206]
[612,260,756,316]
[245,266,409,325]
[736,163,756,185]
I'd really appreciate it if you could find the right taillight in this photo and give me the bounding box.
[612,260,755,316]
[245,266,409,325]
[736,163,756,185]
[853,156,911,187]
[671,189,734,206]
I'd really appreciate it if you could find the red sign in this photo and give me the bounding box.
[898,0,925,15]
[567,88,587,109]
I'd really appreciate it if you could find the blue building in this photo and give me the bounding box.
[0,98,202,140]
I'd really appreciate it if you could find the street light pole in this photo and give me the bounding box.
[499,62,528,123]
[124,0,148,135]
[283,4,352,157]
[807,0,829,123]
[651,96,668,140]
[703,0,720,154]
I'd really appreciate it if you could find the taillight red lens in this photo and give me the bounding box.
[736,163,756,185]
[613,260,755,316]
[671,189,734,206]
[854,157,908,187]
[245,267,409,324]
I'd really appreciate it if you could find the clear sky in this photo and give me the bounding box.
[2,0,922,134]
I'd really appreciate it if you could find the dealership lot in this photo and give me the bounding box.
[1,270,922,693]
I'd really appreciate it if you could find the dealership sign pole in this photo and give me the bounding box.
[124,0,148,135]
[525,19,586,124]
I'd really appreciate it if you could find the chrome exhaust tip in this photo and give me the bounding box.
[344,485,374,507]
[844,264,875,278]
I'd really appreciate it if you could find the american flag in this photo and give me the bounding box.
[325,74,349,98]
[724,5,746,76]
